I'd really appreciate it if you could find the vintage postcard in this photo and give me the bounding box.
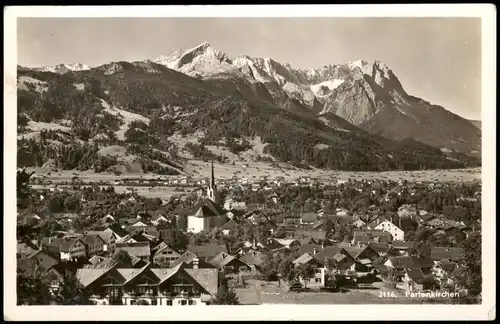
[3,4,496,321]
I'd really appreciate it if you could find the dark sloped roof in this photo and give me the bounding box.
[294,229,327,242]
[115,242,151,257]
[220,219,239,230]
[193,198,226,216]
[300,213,318,223]
[389,256,434,269]
[314,246,343,262]
[186,244,228,261]
[105,223,129,237]
[82,234,106,247]
[430,247,464,262]
[170,251,215,268]
[392,240,416,249]
[185,268,219,296]
[368,242,390,254]
[296,244,323,256]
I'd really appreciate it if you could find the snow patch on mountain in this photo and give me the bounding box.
[310,79,345,96]
[40,63,90,74]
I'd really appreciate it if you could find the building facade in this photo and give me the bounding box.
[76,263,218,306]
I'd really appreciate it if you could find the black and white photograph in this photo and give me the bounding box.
[4,4,496,321]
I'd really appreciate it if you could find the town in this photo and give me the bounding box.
[16,162,482,306]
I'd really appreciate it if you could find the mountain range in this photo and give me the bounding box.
[16,41,481,175]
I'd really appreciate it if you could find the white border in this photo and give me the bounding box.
[4,5,496,321]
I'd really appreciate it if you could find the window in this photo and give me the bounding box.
[315,278,321,283]
[180,300,187,306]
[166,300,173,306]
[151,299,158,305]
[130,300,136,305]
[188,300,196,306]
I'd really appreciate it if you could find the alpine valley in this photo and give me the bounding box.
[17,42,481,176]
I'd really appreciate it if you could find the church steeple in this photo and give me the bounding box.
[210,159,215,189]
[207,160,216,202]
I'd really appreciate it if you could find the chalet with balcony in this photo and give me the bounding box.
[76,262,218,306]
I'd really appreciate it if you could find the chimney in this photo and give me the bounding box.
[313,248,318,255]
[193,257,199,269]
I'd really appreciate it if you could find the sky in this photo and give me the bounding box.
[17,17,482,120]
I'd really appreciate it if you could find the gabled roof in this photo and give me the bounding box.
[300,213,318,223]
[76,267,114,288]
[294,229,327,242]
[60,238,86,252]
[388,256,434,269]
[406,268,425,283]
[238,251,265,266]
[87,231,116,243]
[314,246,343,262]
[296,243,324,256]
[153,243,181,258]
[392,240,416,249]
[187,244,228,260]
[105,223,129,237]
[115,242,151,257]
[185,268,219,296]
[17,242,38,257]
[82,234,106,247]
[220,219,239,230]
[193,205,217,218]
[209,251,248,269]
[368,242,390,254]
[170,251,215,269]
[430,247,464,262]
[192,198,226,216]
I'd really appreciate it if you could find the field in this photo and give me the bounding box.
[26,165,482,184]
[234,280,446,305]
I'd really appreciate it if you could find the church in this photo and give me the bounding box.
[187,161,228,233]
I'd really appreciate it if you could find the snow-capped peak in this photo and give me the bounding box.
[39,63,91,74]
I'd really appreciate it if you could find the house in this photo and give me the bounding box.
[384,256,434,289]
[187,199,227,234]
[170,251,216,269]
[151,214,169,227]
[391,241,417,256]
[275,213,301,226]
[300,213,318,225]
[87,231,118,254]
[104,223,129,240]
[225,209,245,220]
[82,234,106,258]
[238,251,265,274]
[75,262,218,306]
[374,220,405,241]
[430,247,464,263]
[293,229,327,245]
[115,242,151,262]
[274,239,301,251]
[85,256,119,269]
[17,250,58,277]
[220,219,239,235]
[352,219,366,228]
[185,244,228,262]
[152,243,182,266]
[42,237,88,261]
[118,232,156,244]
[130,220,150,231]
[208,252,251,273]
[17,242,39,258]
[292,253,327,287]
[368,242,390,256]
